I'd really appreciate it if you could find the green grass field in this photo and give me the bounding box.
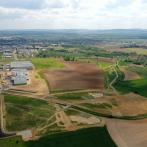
[115,66,147,97]
[55,92,93,100]
[0,136,25,147]
[96,61,113,69]
[0,127,116,147]
[4,94,55,131]
[115,78,147,97]
[105,66,125,88]
[27,127,116,147]
[125,48,147,55]
[32,58,65,69]
[65,108,81,115]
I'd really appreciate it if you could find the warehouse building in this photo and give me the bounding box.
[11,69,28,85]
[11,75,27,85]
[10,61,33,85]
[10,61,33,70]
[11,69,28,77]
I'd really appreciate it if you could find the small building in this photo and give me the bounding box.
[10,61,33,70]
[11,75,27,85]
[11,69,28,76]
[11,69,28,85]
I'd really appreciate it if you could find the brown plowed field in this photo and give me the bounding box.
[43,62,104,91]
[106,118,147,147]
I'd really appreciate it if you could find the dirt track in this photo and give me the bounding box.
[44,62,104,91]
[106,118,147,147]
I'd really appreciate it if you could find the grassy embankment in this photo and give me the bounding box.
[81,103,113,109]
[0,127,116,147]
[115,66,147,97]
[31,58,65,69]
[96,61,113,69]
[104,60,147,97]
[4,94,55,131]
[105,64,125,89]
[31,58,65,90]
[55,92,94,100]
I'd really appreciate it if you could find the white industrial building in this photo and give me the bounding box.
[11,69,28,85]
[10,61,33,70]
[10,61,33,85]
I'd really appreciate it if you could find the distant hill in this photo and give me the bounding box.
[1,29,147,45]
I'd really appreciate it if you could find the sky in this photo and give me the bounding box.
[0,0,147,30]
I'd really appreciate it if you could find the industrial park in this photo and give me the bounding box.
[0,60,33,90]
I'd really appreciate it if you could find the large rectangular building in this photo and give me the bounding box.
[11,69,28,85]
[10,61,33,70]
[12,75,27,85]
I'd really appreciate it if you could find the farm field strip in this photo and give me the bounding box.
[32,58,65,69]
[0,127,117,147]
[42,62,104,92]
[106,118,147,147]
[4,94,56,132]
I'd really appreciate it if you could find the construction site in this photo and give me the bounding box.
[0,61,33,91]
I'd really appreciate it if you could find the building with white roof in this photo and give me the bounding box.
[10,61,33,70]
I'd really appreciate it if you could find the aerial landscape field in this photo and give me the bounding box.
[1,0,147,147]
[0,29,147,147]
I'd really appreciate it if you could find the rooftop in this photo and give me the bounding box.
[10,61,33,69]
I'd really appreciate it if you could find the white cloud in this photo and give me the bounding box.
[0,0,147,29]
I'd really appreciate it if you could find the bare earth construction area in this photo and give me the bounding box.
[43,62,104,92]
[107,118,147,147]
[10,70,49,98]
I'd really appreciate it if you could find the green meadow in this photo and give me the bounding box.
[0,127,116,147]
[115,78,147,97]
[115,66,147,97]
[32,58,65,69]
[4,94,55,131]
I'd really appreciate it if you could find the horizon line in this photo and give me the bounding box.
[0,28,147,31]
